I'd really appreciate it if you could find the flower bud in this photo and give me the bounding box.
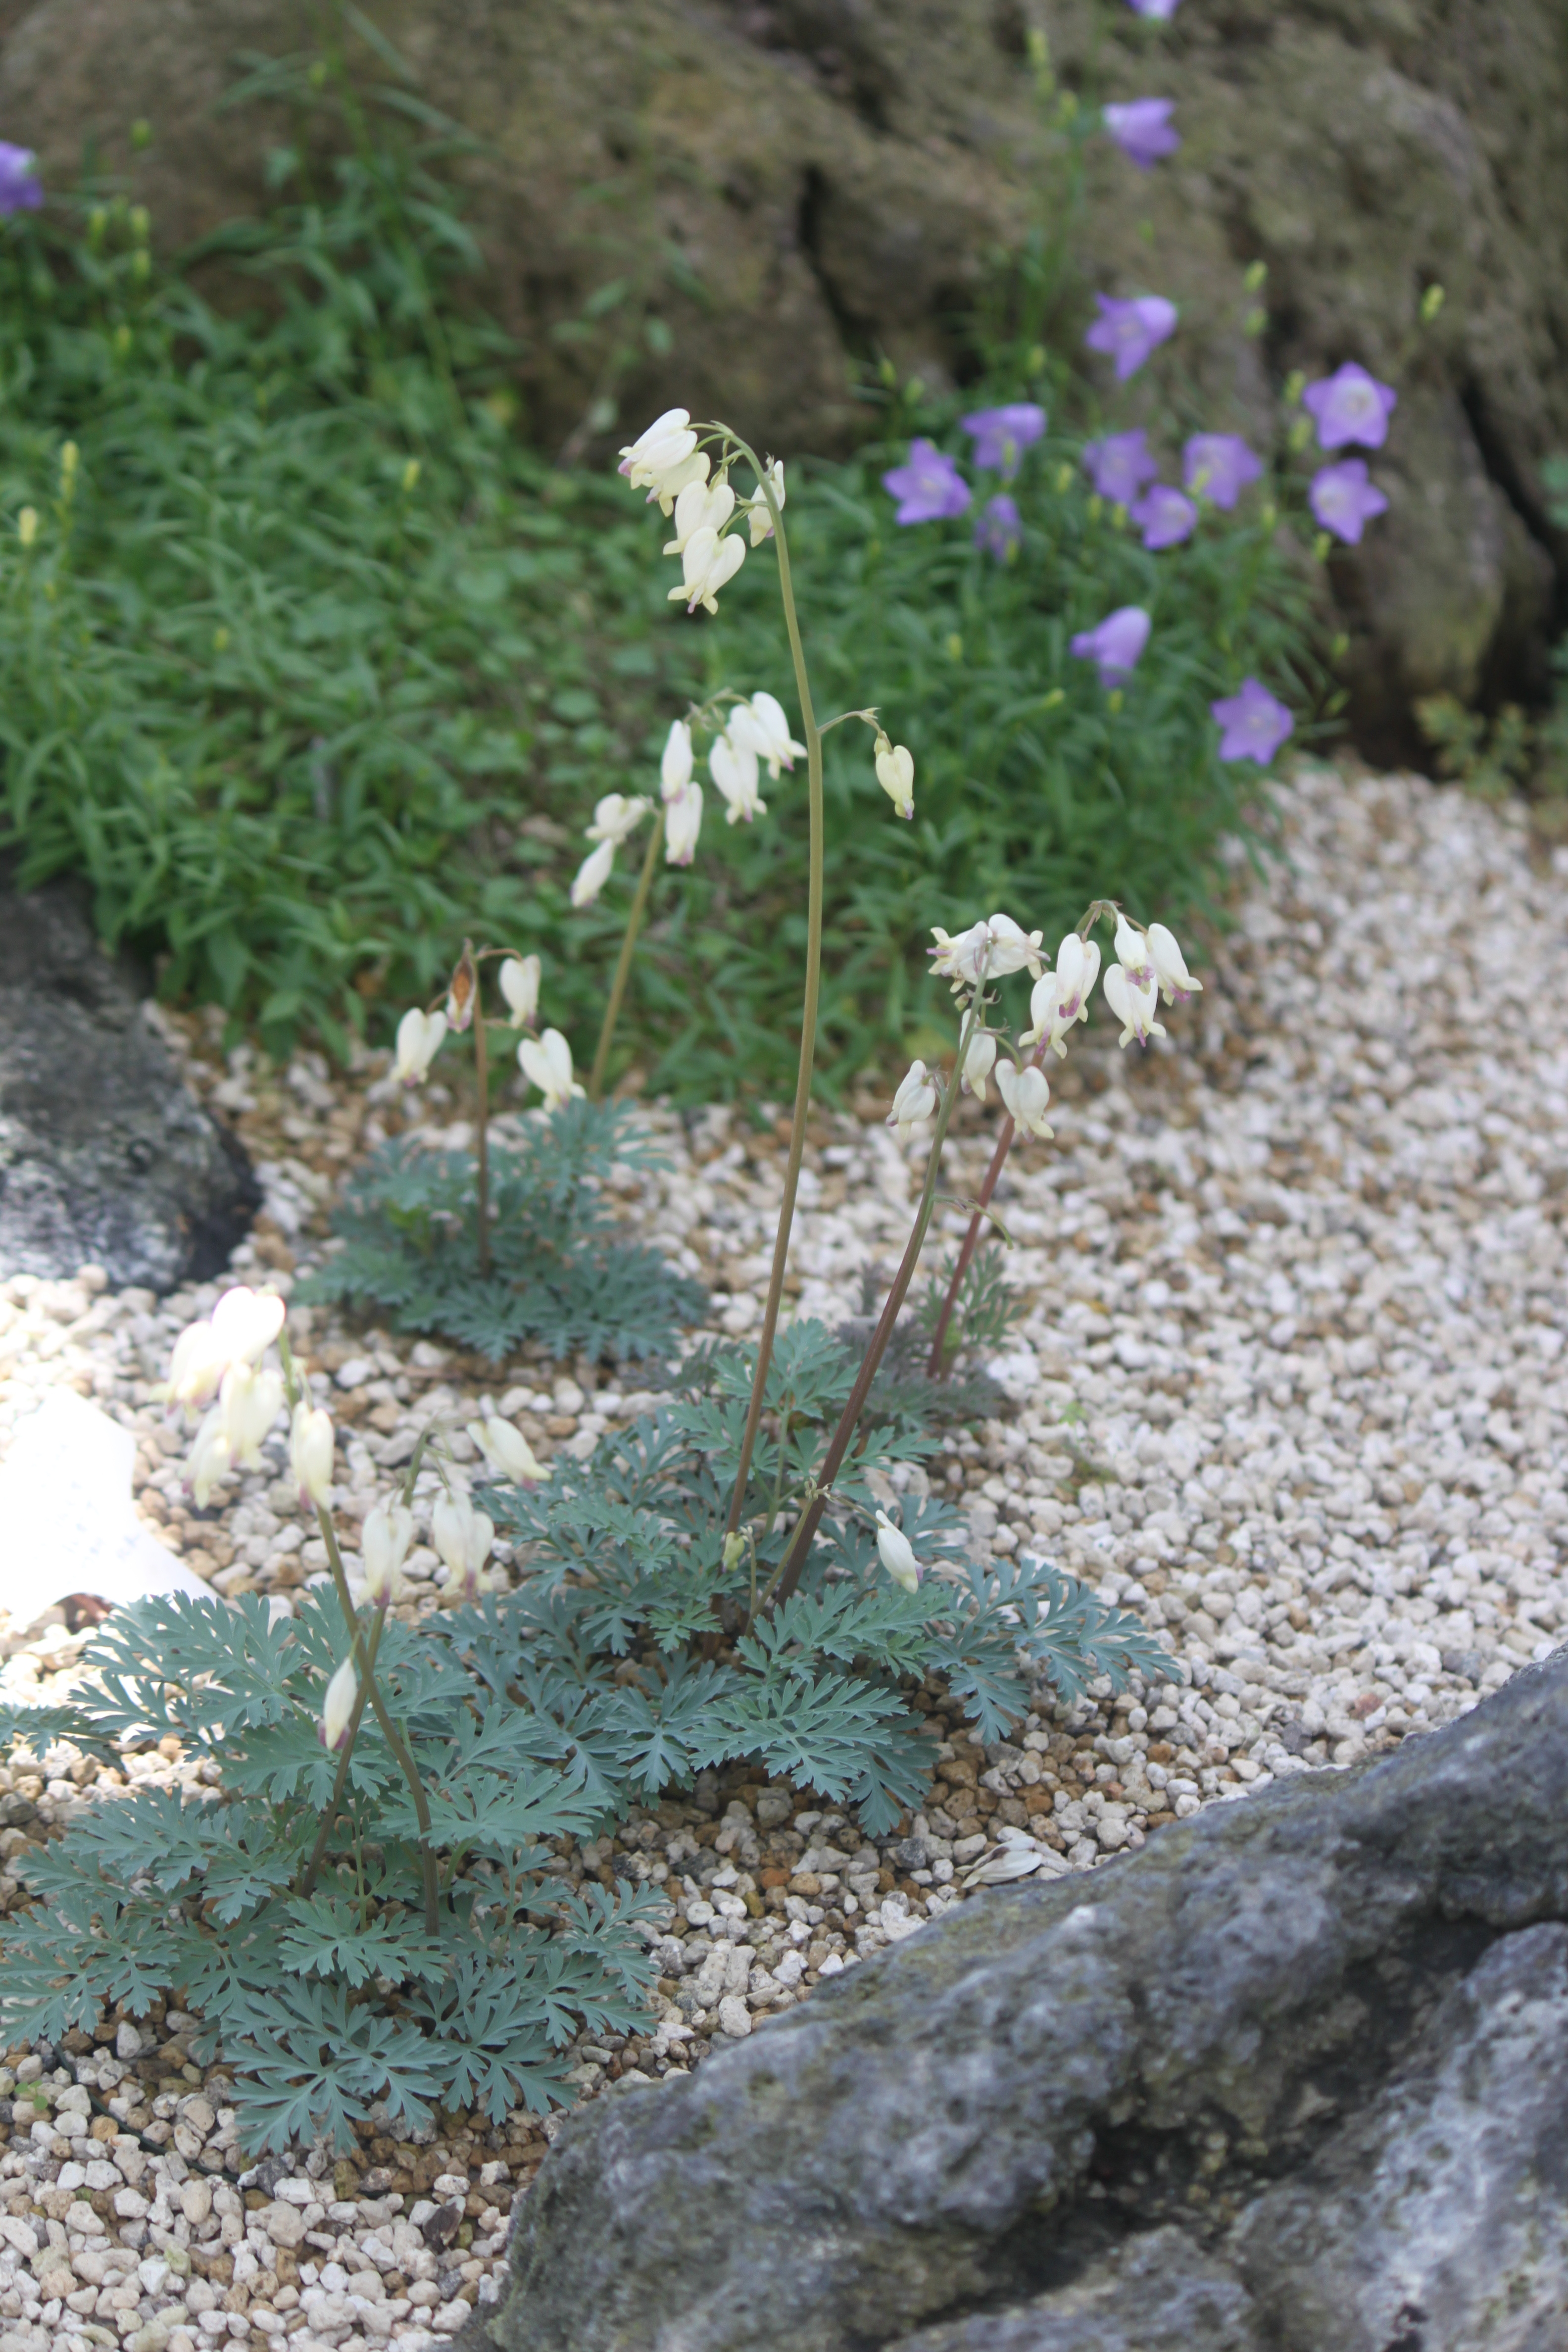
[962,1030,997,1100]
[321,1656,357,1752]
[874,734,915,819]
[291,1399,335,1508]
[362,1500,413,1608]
[445,942,478,1033]
[875,1509,920,1594]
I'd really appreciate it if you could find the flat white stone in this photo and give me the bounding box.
[0,1388,210,1632]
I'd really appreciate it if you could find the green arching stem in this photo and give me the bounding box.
[588,806,665,1101]
[295,1604,387,1901]
[766,987,986,1608]
[720,432,825,1536]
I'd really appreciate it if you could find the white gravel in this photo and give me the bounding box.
[0,760,1565,2349]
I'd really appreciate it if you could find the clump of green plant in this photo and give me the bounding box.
[1416,690,1534,804]
[298,940,705,1362]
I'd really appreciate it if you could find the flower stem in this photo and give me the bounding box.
[473,1005,492,1279]
[767,994,982,1606]
[588,807,665,1101]
[317,1505,441,1935]
[722,438,825,1534]
[923,1114,1016,1377]
[295,1606,386,1901]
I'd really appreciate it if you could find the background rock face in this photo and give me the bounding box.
[2,0,1565,755]
[0,868,258,1290]
[470,1651,1568,2352]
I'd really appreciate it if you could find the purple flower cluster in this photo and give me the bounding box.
[1103,99,1180,170]
[1083,429,1157,505]
[1183,433,1262,509]
[0,144,42,216]
[961,403,1046,481]
[881,440,971,526]
[1132,484,1196,550]
[1083,293,1177,381]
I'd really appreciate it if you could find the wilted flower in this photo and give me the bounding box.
[0,146,42,215]
[433,1487,495,1599]
[290,1397,334,1505]
[661,718,694,797]
[362,1499,413,1608]
[445,943,478,1033]
[1071,605,1151,685]
[499,955,540,1027]
[1146,921,1203,1003]
[1210,677,1294,764]
[875,1508,920,1594]
[570,839,616,909]
[393,1006,447,1086]
[664,782,704,865]
[875,735,915,820]
[887,1061,937,1142]
[995,1060,1053,1138]
[468,1416,546,1485]
[710,731,767,825]
[1131,485,1196,549]
[619,408,707,511]
[1104,963,1167,1047]
[1023,933,1101,1056]
[1084,294,1177,381]
[975,493,1023,560]
[1103,98,1179,169]
[1083,429,1157,504]
[728,690,805,777]
[670,525,746,615]
[746,458,786,545]
[1309,458,1388,545]
[321,1657,358,1752]
[1183,432,1263,508]
[518,1028,585,1111]
[960,404,1046,481]
[881,439,972,525]
[1303,362,1397,451]
[962,1030,998,1100]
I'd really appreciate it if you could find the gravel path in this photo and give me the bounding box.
[0,762,1564,2352]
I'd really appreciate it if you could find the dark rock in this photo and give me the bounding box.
[0,866,258,1291]
[473,1649,1568,2352]
[891,1835,932,1874]
[0,0,1564,751]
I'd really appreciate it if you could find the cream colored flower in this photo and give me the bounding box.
[875,1508,920,1594]
[499,954,541,1028]
[393,1006,447,1086]
[321,1657,357,1752]
[518,1028,585,1111]
[1103,962,1167,1048]
[668,525,746,615]
[887,1061,937,1142]
[290,1398,334,1505]
[570,838,616,909]
[995,1060,1053,1139]
[875,735,914,819]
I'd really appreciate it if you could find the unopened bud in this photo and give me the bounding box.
[17,508,37,547]
[722,1530,747,1573]
[445,942,478,1033]
[1420,284,1445,322]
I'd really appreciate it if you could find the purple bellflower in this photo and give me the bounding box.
[960,403,1046,481]
[881,439,972,525]
[1072,605,1151,686]
[1309,458,1388,545]
[1125,0,1182,14]
[1211,678,1294,764]
[1103,99,1180,169]
[1084,294,1177,382]
[1183,433,1262,509]
[1302,362,1398,451]
[1132,485,1197,550]
[1083,429,1157,505]
[975,494,1023,561]
[0,144,42,215]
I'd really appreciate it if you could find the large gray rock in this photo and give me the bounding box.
[0,0,1564,753]
[0,867,258,1290]
[470,1648,1568,2352]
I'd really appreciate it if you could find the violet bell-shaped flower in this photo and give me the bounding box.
[1183,433,1263,509]
[1071,605,1151,686]
[393,1006,447,1086]
[570,837,616,909]
[875,1508,921,1594]
[1302,363,1398,452]
[887,1061,937,1143]
[995,1060,1054,1139]
[1309,459,1388,546]
[875,735,915,820]
[1083,429,1157,505]
[1103,99,1179,170]
[1103,963,1167,1048]
[1131,485,1196,550]
[975,494,1023,561]
[320,1657,358,1752]
[710,731,767,825]
[0,146,43,215]
[1083,294,1177,382]
[664,782,704,865]
[361,1499,413,1608]
[670,525,746,615]
[728,690,805,777]
[960,403,1046,481]
[518,1028,585,1111]
[1211,678,1294,765]
[881,439,972,525]
[291,1398,335,1506]
[499,954,541,1028]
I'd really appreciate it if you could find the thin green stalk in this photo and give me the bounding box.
[473,1001,491,1278]
[295,1606,387,1900]
[588,806,665,1100]
[768,993,984,1607]
[722,434,825,1534]
[317,1503,441,1935]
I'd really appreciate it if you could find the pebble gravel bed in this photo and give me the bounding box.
[0,762,1565,2350]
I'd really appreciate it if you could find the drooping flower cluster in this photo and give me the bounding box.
[617,409,783,616]
[162,1286,292,1510]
